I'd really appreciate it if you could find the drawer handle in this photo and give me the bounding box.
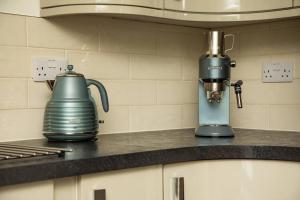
[173,177,184,200]
[94,189,106,200]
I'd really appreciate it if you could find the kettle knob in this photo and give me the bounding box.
[67,65,74,71]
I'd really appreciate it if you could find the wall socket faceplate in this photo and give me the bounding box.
[262,62,293,83]
[32,57,68,81]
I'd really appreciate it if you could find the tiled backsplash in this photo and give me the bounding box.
[226,20,300,131]
[0,13,203,141]
[0,13,299,141]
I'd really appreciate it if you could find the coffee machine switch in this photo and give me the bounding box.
[230,60,236,68]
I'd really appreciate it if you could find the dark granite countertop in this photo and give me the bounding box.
[0,128,300,187]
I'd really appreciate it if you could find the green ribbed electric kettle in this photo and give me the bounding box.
[43,65,109,141]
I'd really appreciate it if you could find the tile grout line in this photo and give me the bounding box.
[266,104,271,130]
[25,16,29,47]
[26,79,30,109]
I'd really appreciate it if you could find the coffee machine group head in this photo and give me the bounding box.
[195,31,243,137]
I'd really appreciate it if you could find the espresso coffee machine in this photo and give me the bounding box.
[195,31,243,137]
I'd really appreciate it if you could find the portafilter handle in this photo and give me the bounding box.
[231,80,243,108]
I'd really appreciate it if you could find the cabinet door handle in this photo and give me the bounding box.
[94,189,106,200]
[173,177,184,200]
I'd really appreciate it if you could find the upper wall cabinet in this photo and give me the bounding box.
[0,0,40,17]
[41,0,163,9]
[164,0,292,13]
[37,0,300,25]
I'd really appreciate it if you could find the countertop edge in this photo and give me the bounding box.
[0,144,299,187]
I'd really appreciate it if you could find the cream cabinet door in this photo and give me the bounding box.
[295,0,300,6]
[164,0,292,13]
[41,0,163,9]
[0,181,54,200]
[164,160,300,200]
[0,0,40,16]
[79,165,163,200]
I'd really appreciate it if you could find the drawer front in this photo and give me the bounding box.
[164,160,300,200]
[41,0,163,9]
[164,0,292,13]
[79,165,163,200]
[0,181,54,200]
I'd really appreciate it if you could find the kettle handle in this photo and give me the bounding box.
[86,79,109,112]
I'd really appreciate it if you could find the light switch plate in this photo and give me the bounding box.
[32,57,68,81]
[262,62,293,83]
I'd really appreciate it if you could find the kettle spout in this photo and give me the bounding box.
[46,80,55,91]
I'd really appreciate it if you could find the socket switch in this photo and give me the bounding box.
[32,57,68,81]
[262,62,293,83]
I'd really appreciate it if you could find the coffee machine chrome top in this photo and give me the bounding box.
[195,31,243,137]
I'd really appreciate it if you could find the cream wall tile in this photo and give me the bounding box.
[230,104,268,129]
[0,79,27,109]
[156,32,205,57]
[0,109,44,141]
[0,13,26,46]
[27,16,99,51]
[0,47,65,78]
[231,55,271,80]
[98,106,129,134]
[269,105,300,131]
[0,47,29,78]
[235,80,300,105]
[156,32,187,56]
[222,23,269,34]
[130,105,182,131]
[182,57,199,80]
[67,51,130,80]
[182,81,198,103]
[182,104,198,128]
[184,32,206,57]
[269,26,300,54]
[269,18,300,30]
[239,30,272,56]
[100,29,155,54]
[130,55,182,80]
[102,80,156,106]
[28,80,51,108]
[157,81,198,104]
[292,53,300,79]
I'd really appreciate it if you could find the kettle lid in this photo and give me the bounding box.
[57,65,84,77]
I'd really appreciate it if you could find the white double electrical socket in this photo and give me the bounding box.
[32,57,68,81]
[262,62,293,83]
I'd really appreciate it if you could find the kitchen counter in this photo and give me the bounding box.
[0,128,300,187]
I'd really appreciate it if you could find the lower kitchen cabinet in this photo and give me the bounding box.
[2,160,300,200]
[54,177,78,200]
[163,160,300,200]
[0,180,54,200]
[79,165,163,200]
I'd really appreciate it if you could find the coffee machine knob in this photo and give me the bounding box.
[230,60,236,68]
